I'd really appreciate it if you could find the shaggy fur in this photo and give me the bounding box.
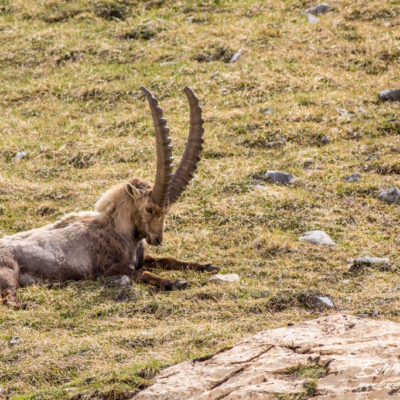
[0,178,218,308]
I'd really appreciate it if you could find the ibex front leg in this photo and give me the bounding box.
[143,255,220,273]
[133,269,190,290]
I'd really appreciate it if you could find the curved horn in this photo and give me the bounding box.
[141,87,173,207]
[168,87,204,204]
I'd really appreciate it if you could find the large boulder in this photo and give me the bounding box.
[132,314,400,399]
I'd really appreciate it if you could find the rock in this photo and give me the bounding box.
[299,230,335,246]
[265,171,295,185]
[351,256,390,266]
[307,13,320,23]
[302,158,314,168]
[313,295,335,309]
[14,152,27,163]
[118,275,131,286]
[229,50,242,63]
[319,134,332,144]
[348,256,391,273]
[345,172,361,182]
[9,337,21,345]
[378,187,400,205]
[253,184,267,191]
[131,314,400,400]
[209,273,239,285]
[305,3,330,15]
[260,107,273,115]
[265,140,285,148]
[379,89,400,102]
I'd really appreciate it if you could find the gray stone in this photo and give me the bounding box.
[118,275,131,286]
[265,140,285,148]
[379,89,400,102]
[319,134,332,144]
[14,151,27,163]
[261,107,273,115]
[378,187,400,205]
[302,158,314,168]
[313,295,335,309]
[299,230,335,246]
[305,3,330,15]
[209,273,239,285]
[345,172,361,182]
[9,337,21,345]
[265,171,295,185]
[351,256,390,266]
[229,50,242,63]
[307,13,319,23]
[348,257,391,273]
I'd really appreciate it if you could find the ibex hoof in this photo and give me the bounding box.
[172,280,191,290]
[205,264,221,273]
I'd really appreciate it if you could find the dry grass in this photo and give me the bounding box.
[0,0,400,398]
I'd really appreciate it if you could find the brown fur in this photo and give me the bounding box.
[0,178,218,308]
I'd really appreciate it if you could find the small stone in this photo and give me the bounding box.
[319,135,332,144]
[305,3,330,15]
[10,337,21,345]
[307,13,320,23]
[209,273,240,285]
[261,108,273,115]
[118,275,131,286]
[253,184,267,190]
[265,140,285,148]
[265,171,296,185]
[299,230,335,246]
[379,89,400,102]
[211,73,219,79]
[348,257,391,273]
[302,158,314,168]
[378,187,400,205]
[313,295,335,309]
[14,152,27,163]
[352,257,390,266]
[230,50,242,63]
[342,279,350,284]
[345,172,361,182]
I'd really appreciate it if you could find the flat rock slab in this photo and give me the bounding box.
[134,315,400,399]
[132,314,400,399]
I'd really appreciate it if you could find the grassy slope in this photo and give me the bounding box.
[0,0,399,398]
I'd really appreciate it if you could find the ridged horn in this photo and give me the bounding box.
[141,87,173,207]
[168,87,204,204]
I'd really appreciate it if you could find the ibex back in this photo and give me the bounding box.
[0,87,219,308]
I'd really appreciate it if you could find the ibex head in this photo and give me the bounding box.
[97,87,204,246]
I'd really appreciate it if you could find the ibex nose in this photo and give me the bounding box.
[154,237,162,246]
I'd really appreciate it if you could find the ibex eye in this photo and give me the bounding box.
[146,207,153,214]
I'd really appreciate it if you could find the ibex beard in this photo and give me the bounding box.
[0,87,219,308]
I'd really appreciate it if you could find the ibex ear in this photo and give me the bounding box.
[126,183,141,200]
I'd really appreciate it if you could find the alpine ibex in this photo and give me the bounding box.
[0,87,219,308]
